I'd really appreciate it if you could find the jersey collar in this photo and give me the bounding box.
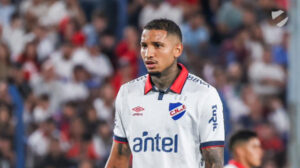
[228,160,246,168]
[144,63,188,94]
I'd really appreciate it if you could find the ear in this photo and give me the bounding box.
[173,43,183,59]
[235,147,245,158]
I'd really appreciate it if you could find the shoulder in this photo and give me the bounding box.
[120,75,148,93]
[124,74,147,86]
[185,73,221,103]
[185,73,215,92]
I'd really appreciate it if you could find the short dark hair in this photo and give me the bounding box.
[144,18,182,42]
[229,130,258,151]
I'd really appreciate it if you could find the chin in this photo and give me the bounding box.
[148,71,162,77]
[251,161,262,167]
[147,68,159,73]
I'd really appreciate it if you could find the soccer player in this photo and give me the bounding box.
[224,130,263,168]
[105,19,225,168]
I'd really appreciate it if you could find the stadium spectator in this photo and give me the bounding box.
[260,16,285,46]
[0,0,15,26]
[115,26,139,77]
[20,0,47,20]
[92,121,112,165]
[111,58,135,95]
[58,101,77,136]
[267,97,289,136]
[0,42,10,80]
[0,81,11,105]
[238,87,265,129]
[0,134,15,168]
[37,137,74,168]
[84,106,100,137]
[93,81,115,123]
[50,41,75,80]
[127,0,146,27]
[17,40,40,81]
[272,31,289,68]
[33,24,56,62]
[181,11,210,57]
[32,94,51,123]
[219,27,250,67]
[246,24,265,62]
[99,31,118,69]
[40,0,68,26]
[64,117,87,162]
[27,118,58,157]
[0,103,14,139]
[83,11,108,47]
[65,0,86,26]
[2,13,26,61]
[86,44,113,83]
[216,0,244,35]
[138,0,183,28]
[248,45,286,96]
[20,0,47,31]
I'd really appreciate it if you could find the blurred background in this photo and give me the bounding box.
[0,0,291,167]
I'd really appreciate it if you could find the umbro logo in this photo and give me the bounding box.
[132,106,144,116]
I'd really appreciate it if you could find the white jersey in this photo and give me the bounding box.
[113,64,224,168]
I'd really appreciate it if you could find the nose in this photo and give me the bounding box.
[144,46,154,59]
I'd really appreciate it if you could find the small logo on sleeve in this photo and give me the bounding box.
[132,106,144,116]
[169,102,186,120]
[208,105,218,131]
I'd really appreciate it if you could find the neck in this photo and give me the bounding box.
[234,156,250,168]
[150,61,180,91]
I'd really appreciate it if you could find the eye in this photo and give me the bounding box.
[141,43,147,49]
[154,43,161,48]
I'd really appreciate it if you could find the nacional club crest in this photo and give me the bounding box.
[169,102,186,120]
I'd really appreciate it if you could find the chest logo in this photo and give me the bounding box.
[169,102,186,120]
[132,106,144,116]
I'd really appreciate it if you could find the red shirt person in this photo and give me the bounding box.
[225,130,263,168]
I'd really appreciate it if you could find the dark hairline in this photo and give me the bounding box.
[231,136,257,149]
[143,19,182,42]
[229,130,258,151]
[144,28,181,41]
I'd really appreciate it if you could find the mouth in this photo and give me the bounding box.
[145,60,157,69]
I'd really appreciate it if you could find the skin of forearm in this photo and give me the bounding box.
[105,143,131,168]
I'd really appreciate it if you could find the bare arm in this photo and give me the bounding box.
[105,141,132,168]
[202,147,224,168]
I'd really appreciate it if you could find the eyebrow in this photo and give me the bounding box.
[140,41,164,45]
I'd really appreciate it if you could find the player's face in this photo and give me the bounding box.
[140,29,182,74]
[244,137,263,167]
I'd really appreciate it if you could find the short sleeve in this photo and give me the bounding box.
[198,88,225,149]
[113,85,128,144]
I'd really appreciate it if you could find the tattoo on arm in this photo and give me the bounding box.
[117,143,131,156]
[202,147,224,168]
[105,142,131,168]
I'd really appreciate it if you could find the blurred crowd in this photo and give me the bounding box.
[0,0,289,167]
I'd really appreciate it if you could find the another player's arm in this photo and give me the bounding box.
[202,147,224,168]
[105,141,132,168]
